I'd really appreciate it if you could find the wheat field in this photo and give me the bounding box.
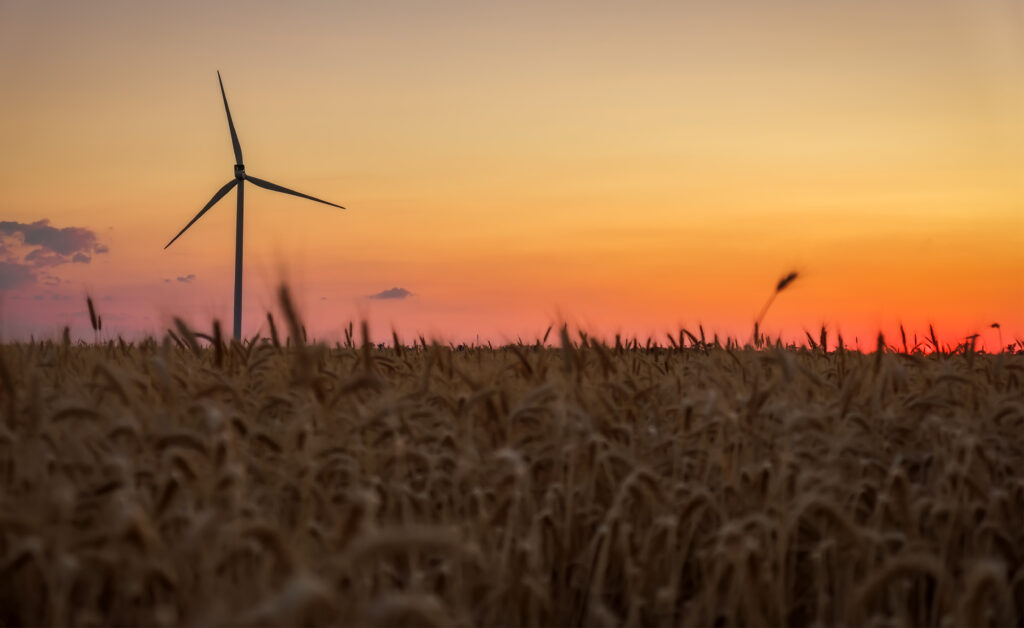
[0,311,1022,626]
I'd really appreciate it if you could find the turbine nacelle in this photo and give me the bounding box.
[234,164,246,179]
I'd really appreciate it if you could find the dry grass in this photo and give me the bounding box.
[0,312,1022,626]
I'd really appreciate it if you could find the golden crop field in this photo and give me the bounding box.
[1,308,1022,626]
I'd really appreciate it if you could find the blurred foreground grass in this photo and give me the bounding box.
[0,324,1022,626]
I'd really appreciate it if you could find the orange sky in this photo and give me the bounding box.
[1,1,1021,348]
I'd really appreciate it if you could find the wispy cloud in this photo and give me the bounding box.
[177,274,196,284]
[0,219,108,290]
[369,287,414,300]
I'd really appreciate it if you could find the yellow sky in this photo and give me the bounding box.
[1,1,1021,346]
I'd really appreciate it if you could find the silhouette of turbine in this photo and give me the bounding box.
[165,71,345,340]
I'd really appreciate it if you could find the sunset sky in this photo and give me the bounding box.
[1,1,1021,348]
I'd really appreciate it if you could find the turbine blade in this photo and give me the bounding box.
[217,71,244,164]
[164,179,238,249]
[245,175,345,209]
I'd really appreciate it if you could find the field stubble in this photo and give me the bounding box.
[0,320,1022,626]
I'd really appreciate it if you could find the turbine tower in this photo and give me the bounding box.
[165,71,345,341]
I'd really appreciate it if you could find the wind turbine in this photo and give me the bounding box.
[165,71,345,340]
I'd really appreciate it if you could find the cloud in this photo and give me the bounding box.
[24,248,67,268]
[177,274,196,283]
[0,219,100,256]
[0,219,108,290]
[369,287,413,300]
[0,261,34,291]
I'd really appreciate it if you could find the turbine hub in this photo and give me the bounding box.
[234,164,246,179]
